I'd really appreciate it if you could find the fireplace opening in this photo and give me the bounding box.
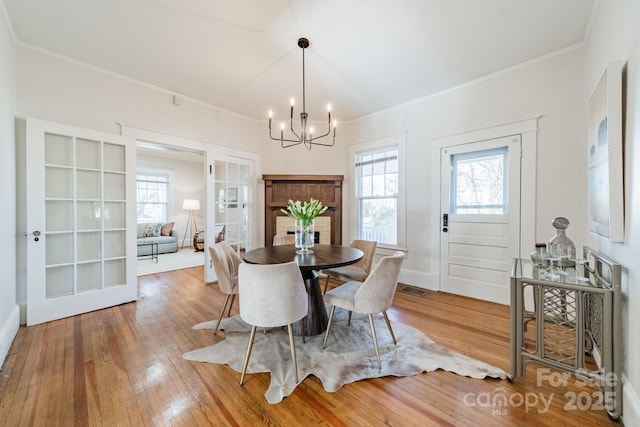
[276,216,331,245]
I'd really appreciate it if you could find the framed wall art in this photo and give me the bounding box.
[588,61,624,242]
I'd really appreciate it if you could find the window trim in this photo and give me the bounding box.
[349,133,407,250]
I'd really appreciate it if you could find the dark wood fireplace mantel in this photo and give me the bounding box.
[263,174,343,247]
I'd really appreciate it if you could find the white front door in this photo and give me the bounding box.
[26,119,137,325]
[440,135,521,305]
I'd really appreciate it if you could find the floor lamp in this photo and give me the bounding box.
[181,199,200,249]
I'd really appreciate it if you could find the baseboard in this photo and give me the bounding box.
[398,268,439,291]
[0,304,20,369]
[622,374,640,425]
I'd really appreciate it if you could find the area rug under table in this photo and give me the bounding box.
[183,310,507,404]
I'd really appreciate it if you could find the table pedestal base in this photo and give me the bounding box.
[293,270,328,336]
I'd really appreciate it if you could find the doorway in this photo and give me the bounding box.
[121,124,259,284]
[136,141,206,276]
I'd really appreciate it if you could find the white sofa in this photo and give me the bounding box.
[137,223,179,256]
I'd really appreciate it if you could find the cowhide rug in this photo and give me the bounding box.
[183,310,507,404]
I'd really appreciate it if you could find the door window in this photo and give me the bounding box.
[450,147,508,214]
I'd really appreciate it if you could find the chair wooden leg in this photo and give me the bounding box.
[367,314,381,370]
[348,311,352,326]
[382,311,397,345]
[322,305,336,349]
[287,324,299,383]
[214,294,231,334]
[227,294,236,316]
[240,325,257,385]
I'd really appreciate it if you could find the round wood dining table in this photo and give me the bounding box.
[243,244,364,336]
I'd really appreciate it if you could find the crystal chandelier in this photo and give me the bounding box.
[268,37,337,150]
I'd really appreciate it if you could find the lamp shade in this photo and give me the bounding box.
[182,199,200,210]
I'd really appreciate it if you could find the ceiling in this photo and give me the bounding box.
[4,0,596,123]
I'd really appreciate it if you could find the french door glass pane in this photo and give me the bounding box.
[44,133,72,166]
[104,230,126,258]
[76,138,101,169]
[215,207,227,224]
[46,200,73,231]
[104,259,126,287]
[77,231,101,261]
[214,160,227,181]
[239,165,249,185]
[104,143,125,172]
[45,167,73,198]
[45,233,74,265]
[104,202,126,228]
[46,266,74,298]
[77,262,102,292]
[77,201,101,230]
[77,170,101,199]
[227,162,238,182]
[105,172,126,200]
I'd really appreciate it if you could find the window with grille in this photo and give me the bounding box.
[136,173,169,223]
[355,146,399,245]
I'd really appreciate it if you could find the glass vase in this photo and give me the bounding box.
[530,243,549,279]
[295,219,315,254]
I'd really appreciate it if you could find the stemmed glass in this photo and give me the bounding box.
[574,258,590,283]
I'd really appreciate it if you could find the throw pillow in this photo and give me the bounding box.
[161,222,175,236]
[152,223,161,237]
[143,225,154,238]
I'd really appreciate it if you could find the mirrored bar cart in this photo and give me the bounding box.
[510,247,622,419]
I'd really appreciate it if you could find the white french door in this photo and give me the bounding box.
[26,119,137,325]
[440,135,521,305]
[210,157,253,256]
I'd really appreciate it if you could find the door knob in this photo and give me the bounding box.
[32,230,41,242]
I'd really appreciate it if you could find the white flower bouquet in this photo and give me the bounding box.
[280,198,328,229]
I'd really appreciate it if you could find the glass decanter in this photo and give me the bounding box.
[548,217,576,268]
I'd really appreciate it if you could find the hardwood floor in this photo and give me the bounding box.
[0,267,619,426]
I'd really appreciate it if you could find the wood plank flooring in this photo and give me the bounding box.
[0,267,619,426]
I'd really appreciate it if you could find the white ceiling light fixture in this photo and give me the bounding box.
[268,37,337,150]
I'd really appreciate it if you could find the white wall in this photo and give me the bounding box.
[258,120,351,175]
[15,47,261,150]
[583,0,640,424]
[0,7,19,368]
[137,151,206,243]
[347,49,585,286]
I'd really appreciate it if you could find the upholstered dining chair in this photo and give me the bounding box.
[208,241,243,334]
[238,261,308,385]
[322,251,405,369]
[321,239,377,295]
[273,234,295,246]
